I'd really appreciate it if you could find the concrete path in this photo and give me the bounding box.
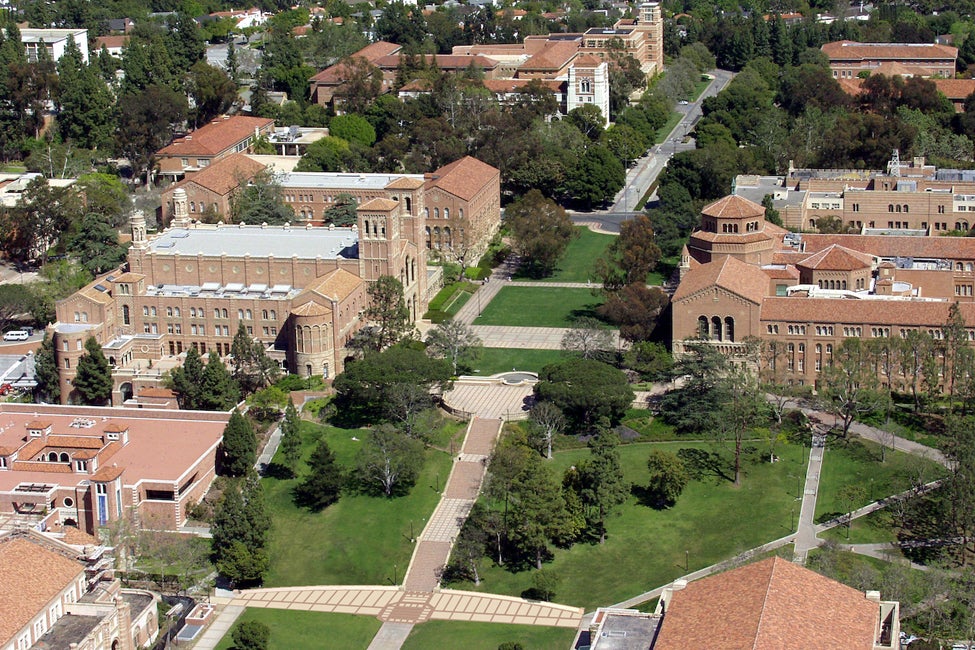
[367,622,414,650]
[402,418,502,592]
[190,603,245,650]
[793,445,825,562]
[256,424,282,474]
[469,324,620,350]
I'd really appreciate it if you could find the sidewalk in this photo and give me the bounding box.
[793,445,825,562]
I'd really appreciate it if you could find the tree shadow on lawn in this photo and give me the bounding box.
[676,447,734,484]
[567,305,608,324]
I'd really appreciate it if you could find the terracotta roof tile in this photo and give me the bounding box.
[672,256,769,304]
[305,268,362,302]
[94,35,128,49]
[137,388,175,398]
[934,78,975,99]
[800,234,975,260]
[172,153,266,197]
[60,526,99,546]
[385,177,426,190]
[358,197,399,211]
[822,40,958,62]
[425,156,499,201]
[290,300,332,317]
[91,464,125,482]
[158,117,275,157]
[761,296,975,326]
[373,54,499,70]
[654,557,878,650]
[762,265,800,280]
[702,195,765,219]
[0,537,83,646]
[10,461,73,473]
[482,78,564,93]
[26,420,52,429]
[797,244,874,271]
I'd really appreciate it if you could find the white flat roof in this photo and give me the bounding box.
[146,226,359,259]
[276,172,424,190]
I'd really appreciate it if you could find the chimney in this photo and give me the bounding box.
[865,590,881,603]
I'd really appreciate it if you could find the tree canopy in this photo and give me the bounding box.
[535,359,634,431]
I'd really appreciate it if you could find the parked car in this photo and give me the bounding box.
[3,330,29,341]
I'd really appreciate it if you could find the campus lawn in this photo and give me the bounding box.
[473,287,605,328]
[813,437,948,524]
[515,227,615,283]
[646,255,679,286]
[820,508,901,545]
[402,621,576,650]
[451,440,808,610]
[469,348,566,375]
[263,421,453,587]
[213,608,381,650]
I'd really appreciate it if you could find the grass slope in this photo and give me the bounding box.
[450,440,808,610]
[213,608,381,650]
[515,227,615,283]
[474,287,605,328]
[264,421,453,587]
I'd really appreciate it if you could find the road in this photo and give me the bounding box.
[570,69,735,233]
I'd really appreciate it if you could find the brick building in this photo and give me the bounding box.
[159,155,502,263]
[53,171,441,403]
[0,531,159,650]
[673,194,975,388]
[156,116,275,182]
[0,403,228,536]
[822,40,957,79]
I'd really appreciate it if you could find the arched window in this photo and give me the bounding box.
[423,207,429,218]
[60,452,69,462]
[903,205,909,213]
[48,452,58,461]
[698,316,709,338]
[444,208,449,219]
[459,208,464,219]
[580,78,592,93]
[895,205,902,213]
[888,204,894,212]
[434,208,440,219]
[122,305,130,325]
[425,226,432,249]
[724,317,735,342]
[711,316,722,341]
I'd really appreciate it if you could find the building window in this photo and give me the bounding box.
[122,305,130,325]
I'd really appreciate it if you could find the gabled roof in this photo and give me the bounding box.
[310,41,403,83]
[158,117,274,157]
[481,78,564,94]
[822,40,958,61]
[672,255,769,305]
[702,195,765,219]
[761,296,975,327]
[797,244,874,271]
[172,153,266,197]
[799,233,975,260]
[372,54,500,70]
[425,156,499,201]
[358,197,399,211]
[654,557,878,650]
[0,536,83,646]
[306,268,362,302]
[934,78,975,100]
[521,41,580,70]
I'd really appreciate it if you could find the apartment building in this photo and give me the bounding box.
[822,40,957,78]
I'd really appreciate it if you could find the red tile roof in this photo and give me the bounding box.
[173,153,266,196]
[799,234,975,261]
[158,116,274,157]
[672,255,769,305]
[654,557,878,650]
[822,40,958,61]
[797,244,874,271]
[934,78,975,99]
[425,156,499,201]
[0,537,83,646]
[481,79,564,94]
[373,54,500,71]
[762,296,975,326]
[702,194,765,219]
[310,41,404,84]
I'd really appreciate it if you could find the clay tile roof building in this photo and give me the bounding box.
[822,40,958,79]
[425,156,499,202]
[156,116,275,181]
[160,153,267,224]
[0,536,84,647]
[797,244,874,271]
[934,78,975,111]
[673,255,770,305]
[653,557,898,650]
[703,195,765,219]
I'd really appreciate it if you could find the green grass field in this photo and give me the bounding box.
[264,421,453,587]
[820,508,901,545]
[449,440,810,610]
[402,621,576,650]
[515,227,615,283]
[469,348,566,375]
[814,437,948,524]
[474,287,605,328]
[213,608,381,650]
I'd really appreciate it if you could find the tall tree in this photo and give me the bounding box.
[365,276,413,350]
[570,428,628,542]
[509,454,581,569]
[73,336,113,405]
[67,213,127,275]
[819,338,885,438]
[294,436,343,510]
[170,345,205,409]
[944,415,975,562]
[646,449,688,508]
[564,145,625,208]
[55,38,113,150]
[230,323,280,396]
[354,424,424,497]
[220,409,257,477]
[660,340,730,435]
[279,398,302,477]
[596,214,661,291]
[425,319,482,374]
[536,359,634,431]
[505,190,577,278]
[528,401,564,460]
[560,316,615,363]
[187,61,237,127]
[200,352,241,411]
[720,364,764,487]
[211,479,269,587]
[230,170,293,225]
[116,84,187,188]
[33,333,60,403]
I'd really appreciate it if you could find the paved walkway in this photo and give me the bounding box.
[442,381,533,420]
[793,445,825,562]
[469,324,620,350]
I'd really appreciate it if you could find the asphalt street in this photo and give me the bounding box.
[569,69,735,234]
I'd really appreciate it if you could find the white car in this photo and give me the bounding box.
[2,330,29,341]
